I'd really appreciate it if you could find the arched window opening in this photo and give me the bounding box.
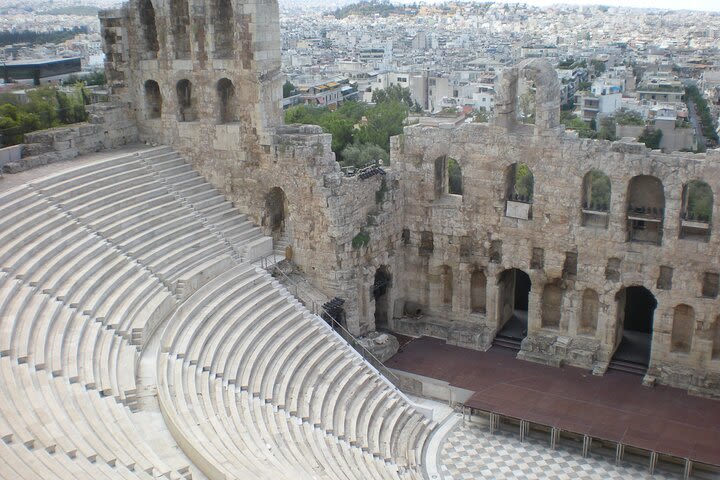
[433,156,446,198]
[541,283,563,329]
[138,0,159,56]
[579,289,599,335]
[217,78,237,124]
[505,163,534,220]
[213,0,234,58]
[470,269,487,314]
[447,157,462,196]
[144,80,162,119]
[176,79,196,122]
[441,265,453,306]
[170,0,191,59]
[680,180,713,241]
[516,77,536,125]
[582,169,611,227]
[671,304,694,354]
[626,175,665,245]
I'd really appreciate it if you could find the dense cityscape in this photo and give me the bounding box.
[1,1,719,156]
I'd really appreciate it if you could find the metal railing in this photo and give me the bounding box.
[259,253,401,387]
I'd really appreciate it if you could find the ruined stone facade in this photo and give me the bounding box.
[100,5,720,396]
[389,61,720,397]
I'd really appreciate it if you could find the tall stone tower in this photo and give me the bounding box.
[100,0,283,159]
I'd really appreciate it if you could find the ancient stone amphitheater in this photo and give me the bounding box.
[0,146,436,479]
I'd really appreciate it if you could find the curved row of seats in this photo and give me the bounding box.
[157,266,436,480]
[140,152,269,262]
[0,146,433,479]
[0,148,207,478]
[0,146,272,478]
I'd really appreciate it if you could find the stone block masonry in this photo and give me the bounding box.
[3,103,139,174]
[97,0,720,397]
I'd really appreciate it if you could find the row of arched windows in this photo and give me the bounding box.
[143,78,238,124]
[434,157,715,244]
[138,0,234,60]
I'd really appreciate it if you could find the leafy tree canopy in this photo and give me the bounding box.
[0,85,89,147]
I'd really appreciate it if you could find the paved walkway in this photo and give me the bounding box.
[437,419,675,480]
[0,143,153,191]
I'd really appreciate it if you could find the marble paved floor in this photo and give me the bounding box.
[438,420,677,480]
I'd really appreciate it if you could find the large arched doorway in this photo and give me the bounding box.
[265,187,288,241]
[611,286,657,374]
[373,266,392,329]
[494,268,531,350]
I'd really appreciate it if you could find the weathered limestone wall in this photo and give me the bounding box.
[99,0,408,336]
[100,4,720,396]
[3,102,138,173]
[391,120,720,395]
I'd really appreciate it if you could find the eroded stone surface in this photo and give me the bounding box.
[94,1,720,396]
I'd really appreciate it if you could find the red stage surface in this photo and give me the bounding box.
[385,336,720,466]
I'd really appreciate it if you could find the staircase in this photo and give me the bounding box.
[607,358,648,376]
[492,333,522,352]
[273,234,290,260]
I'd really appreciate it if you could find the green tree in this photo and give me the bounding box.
[0,103,18,120]
[585,170,611,210]
[561,112,594,138]
[513,163,534,200]
[684,180,713,221]
[0,84,89,147]
[336,101,367,123]
[597,116,617,141]
[0,116,21,146]
[372,84,413,107]
[318,112,354,155]
[447,158,462,195]
[26,87,60,128]
[615,109,644,126]
[282,80,296,98]
[356,100,407,152]
[340,142,389,168]
[638,127,663,150]
[591,59,606,75]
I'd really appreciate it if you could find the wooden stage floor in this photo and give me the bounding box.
[385,336,720,466]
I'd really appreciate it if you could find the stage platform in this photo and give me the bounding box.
[386,336,720,467]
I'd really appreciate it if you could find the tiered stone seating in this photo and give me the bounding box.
[140,152,271,262]
[0,146,433,479]
[158,265,435,480]
[0,439,155,480]
[0,149,212,478]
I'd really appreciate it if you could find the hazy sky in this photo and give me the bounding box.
[367,0,720,12]
[505,0,720,11]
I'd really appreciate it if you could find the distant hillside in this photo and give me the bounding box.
[333,1,418,19]
[0,26,88,46]
[45,6,101,15]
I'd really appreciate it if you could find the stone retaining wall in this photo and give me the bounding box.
[2,102,138,174]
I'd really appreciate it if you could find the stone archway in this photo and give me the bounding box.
[494,58,561,131]
[373,266,392,329]
[494,268,531,350]
[611,286,657,373]
[265,187,288,241]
